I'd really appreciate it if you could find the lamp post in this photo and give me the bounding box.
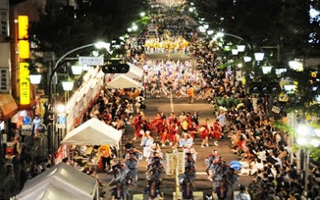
[46,41,111,156]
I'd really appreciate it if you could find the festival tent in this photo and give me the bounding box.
[61,118,122,146]
[107,74,142,89]
[113,62,143,79]
[16,162,98,200]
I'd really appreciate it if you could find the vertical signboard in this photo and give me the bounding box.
[0,67,9,93]
[0,0,9,39]
[19,62,30,105]
[18,15,30,59]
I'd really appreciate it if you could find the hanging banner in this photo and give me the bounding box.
[177,149,185,174]
[19,62,30,105]
[165,151,174,176]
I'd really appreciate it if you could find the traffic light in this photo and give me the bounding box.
[102,63,130,74]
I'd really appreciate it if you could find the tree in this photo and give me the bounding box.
[29,0,147,57]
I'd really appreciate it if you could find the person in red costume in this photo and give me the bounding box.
[212,119,223,146]
[132,113,143,141]
[199,119,211,148]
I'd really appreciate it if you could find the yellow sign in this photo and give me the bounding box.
[18,15,30,59]
[19,62,30,105]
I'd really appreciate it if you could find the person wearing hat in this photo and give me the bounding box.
[234,185,251,200]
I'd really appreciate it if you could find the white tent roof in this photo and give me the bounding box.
[107,74,142,89]
[61,118,122,145]
[125,63,144,79]
[16,162,98,200]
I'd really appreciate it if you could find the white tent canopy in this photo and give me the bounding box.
[125,62,144,79]
[107,74,142,89]
[16,162,98,200]
[61,118,122,145]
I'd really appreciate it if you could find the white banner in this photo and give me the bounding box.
[165,151,174,176]
[177,149,185,174]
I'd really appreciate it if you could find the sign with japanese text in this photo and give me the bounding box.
[19,62,30,105]
[79,56,104,66]
[0,8,8,38]
[0,67,9,93]
[18,15,30,59]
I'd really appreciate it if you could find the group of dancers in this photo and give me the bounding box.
[132,110,224,150]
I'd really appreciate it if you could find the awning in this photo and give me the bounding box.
[0,94,18,121]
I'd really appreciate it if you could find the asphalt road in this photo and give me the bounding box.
[101,97,253,199]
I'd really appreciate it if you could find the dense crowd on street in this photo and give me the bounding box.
[2,0,320,200]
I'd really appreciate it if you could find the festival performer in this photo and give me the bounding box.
[152,113,164,137]
[187,85,195,104]
[132,113,143,141]
[212,119,223,146]
[199,119,211,148]
[161,127,169,147]
[140,131,154,160]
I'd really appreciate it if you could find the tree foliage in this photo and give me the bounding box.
[30,0,147,57]
[189,0,320,57]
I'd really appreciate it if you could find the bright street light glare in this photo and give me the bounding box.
[297,125,310,137]
[296,137,307,146]
[94,41,110,50]
[56,104,66,113]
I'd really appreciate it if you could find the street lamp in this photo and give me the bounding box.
[71,62,83,75]
[29,73,42,85]
[262,65,273,74]
[254,52,265,61]
[46,41,111,156]
[61,78,74,91]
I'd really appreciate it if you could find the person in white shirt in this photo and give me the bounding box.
[234,185,251,200]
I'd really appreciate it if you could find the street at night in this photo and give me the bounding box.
[0,0,320,200]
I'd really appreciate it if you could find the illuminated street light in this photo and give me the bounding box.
[254,52,265,61]
[71,63,83,75]
[231,49,239,55]
[207,30,214,35]
[62,78,74,91]
[216,32,225,38]
[237,45,246,52]
[289,60,303,71]
[243,56,252,63]
[140,12,146,17]
[29,73,42,85]
[262,65,273,74]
